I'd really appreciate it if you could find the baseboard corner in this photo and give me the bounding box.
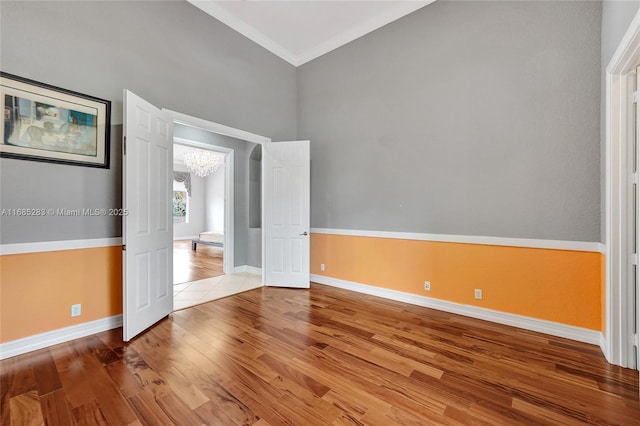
[234,265,262,275]
[599,332,609,361]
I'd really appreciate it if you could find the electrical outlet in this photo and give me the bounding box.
[474,289,483,300]
[424,281,431,291]
[71,304,81,317]
[320,263,325,272]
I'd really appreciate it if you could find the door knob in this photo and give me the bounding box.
[299,231,308,236]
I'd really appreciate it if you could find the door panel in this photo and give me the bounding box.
[123,90,173,341]
[264,141,310,288]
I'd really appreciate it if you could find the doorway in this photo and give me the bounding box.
[123,95,310,341]
[172,141,233,310]
[165,115,268,311]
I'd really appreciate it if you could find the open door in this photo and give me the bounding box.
[635,67,640,370]
[123,90,173,341]
[263,140,310,288]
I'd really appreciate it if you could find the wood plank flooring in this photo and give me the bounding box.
[2,284,639,425]
[174,239,223,284]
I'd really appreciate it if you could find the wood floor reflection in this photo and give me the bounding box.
[173,239,223,284]
[2,284,639,425]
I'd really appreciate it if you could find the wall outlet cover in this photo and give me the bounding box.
[71,304,81,317]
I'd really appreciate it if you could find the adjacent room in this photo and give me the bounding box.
[172,130,262,310]
[1,0,639,424]
[173,142,228,307]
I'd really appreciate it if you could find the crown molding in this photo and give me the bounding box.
[188,1,300,65]
[296,1,434,66]
[188,1,434,67]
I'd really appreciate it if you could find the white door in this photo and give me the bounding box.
[263,140,310,288]
[123,90,173,341]
[635,68,640,369]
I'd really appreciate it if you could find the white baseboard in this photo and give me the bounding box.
[311,274,603,347]
[173,235,199,241]
[233,265,262,275]
[0,314,123,360]
[599,333,609,361]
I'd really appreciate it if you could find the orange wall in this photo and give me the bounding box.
[0,246,122,343]
[601,254,606,333]
[311,234,603,331]
[0,237,604,343]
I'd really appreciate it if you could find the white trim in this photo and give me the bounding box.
[165,109,271,145]
[600,333,609,361]
[233,265,263,276]
[225,150,234,275]
[173,137,236,153]
[0,315,123,360]
[0,237,122,255]
[605,9,640,369]
[187,1,434,67]
[311,275,602,346]
[174,136,235,275]
[262,139,266,287]
[311,228,605,254]
[606,11,640,75]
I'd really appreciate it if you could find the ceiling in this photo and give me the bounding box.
[188,1,435,66]
[174,144,225,165]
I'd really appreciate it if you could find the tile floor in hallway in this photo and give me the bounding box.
[173,272,262,310]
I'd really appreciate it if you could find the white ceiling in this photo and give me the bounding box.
[188,1,435,66]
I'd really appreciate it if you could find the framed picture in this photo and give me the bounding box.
[173,190,188,223]
[1,72,111,168]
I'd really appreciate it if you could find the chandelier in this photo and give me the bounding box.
[183,149,223,177]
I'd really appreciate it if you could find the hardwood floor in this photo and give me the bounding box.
[2,284,639,425]
[174,239,223,284]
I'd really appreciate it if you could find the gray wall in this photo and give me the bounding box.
[247,228,262,269]
[601,0,640,242]
[205,165,225,234]
[249,145,262,228]
[298,0,602,242]
[0,0,296,244]
[174,124,259,268]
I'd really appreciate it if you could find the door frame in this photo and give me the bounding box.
[164,109,271,278]
[173,136,234,275]
[605,9,640,368]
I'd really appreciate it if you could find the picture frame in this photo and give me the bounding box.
[173,190,188,223]
[1,72,111,168]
